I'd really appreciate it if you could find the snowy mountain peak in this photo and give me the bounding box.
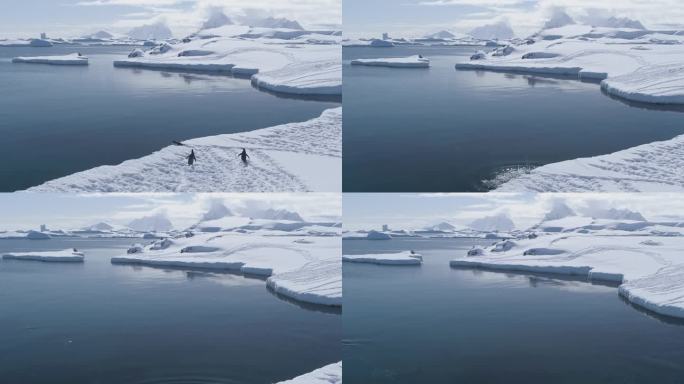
[543,9,575,30]
[470,213,515,232]
[201,201,233,221]
[128,213,173,232]
[543,201,576,222]
[594,208,646,222]
[595,16,645,30]
[202,9,233,30]
[89,30,113,39]
[426,222,457,232]
[258,208,304,222]
[128,22,173,41]
[424,30,456,40]
[469,20,515,40]
[84,222,114,231]
[252,17,303,30]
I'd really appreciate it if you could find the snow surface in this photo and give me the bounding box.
[30,108,341,193]
[12,53,88,65]
[495,134,684,192]
[113,26,340,96]
[343,251,422,265]
[351,55,430,68]
[456,25,684,105]
[451,215,684,319]
[111,232,341,306]
[275,362,342,384]
[3,249,84,262]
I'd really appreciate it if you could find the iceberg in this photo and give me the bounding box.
[3,249,84,262]
[12,53,88,65]
[29,108,341,193]
[275,362,342,384]
[343,251,422,265]
[451,221,684,319]
[111,233,341,306]
[351,55,430,68]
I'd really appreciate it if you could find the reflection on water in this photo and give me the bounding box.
[0,238,340,384]
[343,238,684,384]
[343,46,684,192]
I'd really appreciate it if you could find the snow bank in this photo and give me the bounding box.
[343,251,422,265]
[495,134,684,192]
[275,362,342,384]
[113,28,340,96]
[3,249,84,262]
[111,233,341,306]
[12,53,88,65]
[456,25,684,104]
[30,108,341,193]
[451,227,684,319]
[351,55,430,68]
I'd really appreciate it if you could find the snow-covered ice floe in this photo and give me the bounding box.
[30,108,341,193]
[275,362,342,384]
[494,134,684,192]
[351,55,430,68]
[113,26,340,96]
[451,222,684,319]
[2,249,85,262]
[111,233,341,306]
[456,24,684,105]
[343,251,422,265]
[12,53,89,65]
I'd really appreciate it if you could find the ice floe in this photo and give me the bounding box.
[2,249,84,262]
[275,362,342,384]
[343,251,422,265]
[351,55,430,68]
[12,53,89,65]
[451,214,684,319]
[30,108,341,193]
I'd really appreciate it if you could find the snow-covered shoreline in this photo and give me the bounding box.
[494,134,684,192]
[12,53,88,65]
[111,233,341,307]
[275,362,342,384]
[30,108,341,193]
[451,222,684,319]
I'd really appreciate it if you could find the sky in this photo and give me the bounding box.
[343,193,684,231]
[344,0,684,39]
[0,193,341,231]
[0,0,341,39]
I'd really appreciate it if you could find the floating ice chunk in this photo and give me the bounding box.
[128,49,144,58]
[351,55,430,68]
[251,60,341,95]
[12,53,88,65]
[470,50,486,60]
[343,251,422,265]
[369,39,394,47]
[3,249,84,262]
[275,362,342,384]
[26,230,50,240]
[267,256,341,306]
[601,63,684,104]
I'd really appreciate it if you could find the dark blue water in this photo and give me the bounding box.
[343,46,684,192]
[343,238,684,383]
[0,238,341,384]
[0,45,339,191]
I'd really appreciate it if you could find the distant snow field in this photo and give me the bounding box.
[343,251,423,265]
[30,108,342,193]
